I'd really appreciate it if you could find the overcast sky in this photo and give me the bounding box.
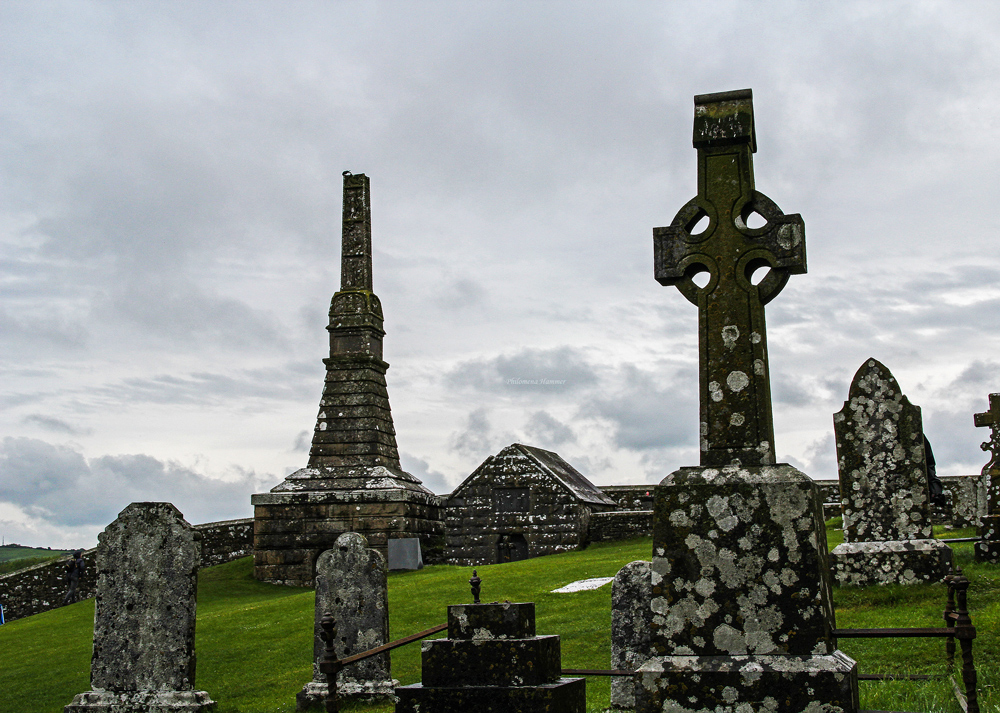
[3,1,1000,548]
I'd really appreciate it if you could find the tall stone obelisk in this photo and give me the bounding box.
[252,173,443,586]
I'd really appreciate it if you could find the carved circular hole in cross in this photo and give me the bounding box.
[745,211,767,229]
[745,257,771,286]
[686,210,710,237]
[687,263,711,289]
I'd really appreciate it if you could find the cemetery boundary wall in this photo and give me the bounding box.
[815,474,983,528]
[0,517,253,623]
[588,510,654,542]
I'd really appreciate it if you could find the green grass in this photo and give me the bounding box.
[0,545,72,569]
[0,532,996,713]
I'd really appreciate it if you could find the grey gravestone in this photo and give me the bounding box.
[65,502,214,713]
[396,601,585,712]
[297,532,395,710]
[829,358,952,585]
[636,89,859,713]
[974,393,1000,562]
[610,560,651,710]
[387,537,423,570]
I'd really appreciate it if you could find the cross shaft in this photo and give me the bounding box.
[654,90,805,467]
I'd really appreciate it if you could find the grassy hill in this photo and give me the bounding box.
[0,530,995,713]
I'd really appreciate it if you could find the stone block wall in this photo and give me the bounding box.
[0,516,254,624]
[598,485,655,511]
[588,511,653,542]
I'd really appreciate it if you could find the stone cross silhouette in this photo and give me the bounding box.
[654,89,806,467]
[975,394,1000,501]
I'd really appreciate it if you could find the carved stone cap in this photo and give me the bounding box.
[693,88,756,152]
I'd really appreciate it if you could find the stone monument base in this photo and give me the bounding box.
[65,690,215,713]
[296,679,397,710]
[829,539,952,586]
[252,475,443,586]
[634,653,859,713]
[395,680,586,713]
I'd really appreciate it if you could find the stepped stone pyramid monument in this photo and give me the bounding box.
[252,173,443,586]
[635,89,859,712]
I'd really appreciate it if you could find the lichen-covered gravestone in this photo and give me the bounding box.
[65,502,215,713]
[829,359,952,585]
[297,533,395,710]
[974,393,1000,562]
[610,560,651,710]
[636,89,859,713]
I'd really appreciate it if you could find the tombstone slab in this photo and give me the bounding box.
[974,393,1000,562]
[297,533,395,710]
[610,560,651,710]
[639,89,859,713]
[829,358,952,585]
[395,600,585,712]
[65,502,214,713]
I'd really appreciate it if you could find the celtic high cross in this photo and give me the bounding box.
[655,89,806,467]
[974,393,1000,509]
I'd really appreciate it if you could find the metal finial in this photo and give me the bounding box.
[343,170,352,176]
[469,570,482,604]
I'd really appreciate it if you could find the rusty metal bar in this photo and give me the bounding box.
[857,674,931,681]
[561,669,634,676]
[338,623,449,666]
[834,627,955,638]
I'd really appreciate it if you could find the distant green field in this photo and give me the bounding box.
[0,545,73,564]
[0,530,995,713]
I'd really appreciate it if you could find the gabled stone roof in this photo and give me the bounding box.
[454,443,616,507]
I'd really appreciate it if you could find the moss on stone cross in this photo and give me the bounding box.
[654,88,806,467]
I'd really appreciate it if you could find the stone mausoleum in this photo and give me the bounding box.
[252,173,443,586]
[443,443,617,565]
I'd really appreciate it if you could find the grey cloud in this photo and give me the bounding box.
[448,408,496,461]
[0,437,273,528]
[399,452,453,496]
[22,414,91,436]
[524,411,576,448]
[585,364,697,452]
[293,430,311,452]
[446,347,599,394]
[89,362,318,408]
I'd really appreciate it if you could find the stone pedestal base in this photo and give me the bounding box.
[295,678,397,710]
[65,690,215,712]
[634,654,859,713]
[395,679,586,713]
[829,539,952,586]
[252,482,443,586]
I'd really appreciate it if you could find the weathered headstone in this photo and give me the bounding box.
[829,358,952,585]
[297,533,395,710]
[636,89,859,713]
[65,502,214,713]
[974,393,1000,562]
[252,173,443,586]
[395,598,585,712]
[610,560,651,710]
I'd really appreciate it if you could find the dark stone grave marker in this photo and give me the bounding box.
[65,503,214,713]
[610,560,651,710]
[297,533,395,710]
[829,358,952,585]
[395,583,585,712]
